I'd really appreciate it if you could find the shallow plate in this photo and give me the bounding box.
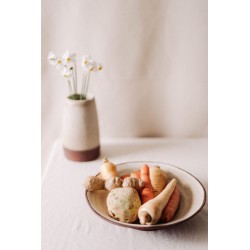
[85,161,206,231]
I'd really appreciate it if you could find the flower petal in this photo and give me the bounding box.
[61,67,73,77]
[96,63,103,71]
[62,51,76,65]
[48,51,57,65]
[81,55,92,67]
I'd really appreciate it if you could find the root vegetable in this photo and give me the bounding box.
[122,177,145,192]
[149,166,168,197]
[83,176,104,191]
[140,164,154,204]
[130,170,140,179]
[104,177,123,191]
[138,178,177,225]
[121,174,130,180]
[100,158,118,180]
[106,187,141,223]
[160,186,180,223]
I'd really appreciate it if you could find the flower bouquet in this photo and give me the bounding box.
[47,50,102,161]
[48,51,102,100]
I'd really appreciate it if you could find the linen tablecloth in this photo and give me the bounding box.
[42,138,208,250]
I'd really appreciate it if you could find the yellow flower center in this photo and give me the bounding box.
[98,66,102,70]
[84,60,88,64]
[58,60,62,64]
[67,58,70,62]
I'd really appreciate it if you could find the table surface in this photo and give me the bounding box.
[42,138,208,250]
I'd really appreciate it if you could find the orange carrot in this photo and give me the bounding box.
[140,164,154,204]
[130,170,140,179]
[120,174,130,180]
[160,186,180,223]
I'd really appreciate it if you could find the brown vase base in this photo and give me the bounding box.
[64,145,100,162]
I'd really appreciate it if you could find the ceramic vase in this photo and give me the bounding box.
[62,94,100,161]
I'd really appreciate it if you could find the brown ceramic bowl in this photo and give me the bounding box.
[85,161,206,231]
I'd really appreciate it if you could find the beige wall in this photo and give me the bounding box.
[42,0,207,171]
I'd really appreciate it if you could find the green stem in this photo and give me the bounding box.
[83,72,88,98]
[81,74,87,98]
[74,62,78,94]
[80,73,86,99]
[73,73,76,95]
[85,71,91,98]
[67,80,72,96]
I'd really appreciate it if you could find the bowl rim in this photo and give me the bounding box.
[85,160,207,231]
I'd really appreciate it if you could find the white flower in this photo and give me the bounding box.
[81,55,92,67]
[87,60,96,71]
[89,62,103,72]
[55,57,64,70]
[82,59,103,72]
[96,63,103,71]
[62,67,73,78]
[47,51,57,65]
[81,60,93,72]
[47,51,64,69]
[62,51,76,65]
[62,50,76,66]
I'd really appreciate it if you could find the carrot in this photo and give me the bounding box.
[140,164,154,204]
[130,170,140,179]
[160,186,180,223]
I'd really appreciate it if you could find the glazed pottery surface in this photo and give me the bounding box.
[62,94,100,161]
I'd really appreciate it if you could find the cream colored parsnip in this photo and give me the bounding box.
[149,166,168,197]
[138,178,177,225]
[100,158,118,180]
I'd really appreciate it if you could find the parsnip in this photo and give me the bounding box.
[100,158,118,180]
[149,166,168,197]
[138,178,177,225]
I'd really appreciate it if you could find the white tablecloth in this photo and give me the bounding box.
[42,138,208,250]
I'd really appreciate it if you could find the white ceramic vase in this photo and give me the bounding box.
[62,94,100,161]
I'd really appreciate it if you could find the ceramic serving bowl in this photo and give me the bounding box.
[85,161,206,231]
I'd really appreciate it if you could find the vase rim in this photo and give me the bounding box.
[66,93,94,103]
